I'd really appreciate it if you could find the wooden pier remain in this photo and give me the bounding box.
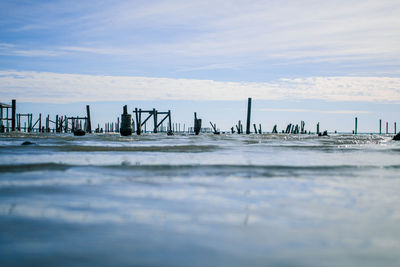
[246,98,251,134]
[354,117,358,135]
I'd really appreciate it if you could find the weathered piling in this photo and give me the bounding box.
[210,121,220,134]
[317,122,320,135]
[134,108,141,135]
[253,124,257,133]
[258,124,262,134]
[386,122,388,134]
[395,122,397,134]
[246,97,252,134]
[11,99,16,131]
[120,105,133,136]
[194,112,201,135]
[379,119,382,134]
[86,105,92,133]
[354,117,358,135]
[272,125,278,134]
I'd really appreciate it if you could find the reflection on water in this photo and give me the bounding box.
[1,133,400,266]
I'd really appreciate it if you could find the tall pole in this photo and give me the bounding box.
[168,110,172,133]
[153,108,158,133]
[246,97,252,134]
[354,117,358,135]
[86,105,92,133]
[379,119,382,134]
[11,99,16,131]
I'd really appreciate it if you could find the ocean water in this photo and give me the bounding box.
[1,132,400,266]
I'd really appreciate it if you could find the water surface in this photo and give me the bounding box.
[1,133,400,266]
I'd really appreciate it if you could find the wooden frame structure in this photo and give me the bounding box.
[134,108,172,135]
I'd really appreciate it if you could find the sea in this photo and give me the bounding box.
[1,132,400,267]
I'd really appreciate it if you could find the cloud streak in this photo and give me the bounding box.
[1,70,399,103]
[1,0,399,73]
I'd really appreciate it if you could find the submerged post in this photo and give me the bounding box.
[11,99,16,131]
[354,117,358,135]
[246,97,252,134]
[86,105,92,133]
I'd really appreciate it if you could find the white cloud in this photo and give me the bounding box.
[2,0,400,67]
[1,70,399,103]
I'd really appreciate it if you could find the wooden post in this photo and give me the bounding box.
[253,124,257,134]
[38,114,42,132]
[379,119,382,134]
[11,99,16,131]
[56,115,59,133]
[259,124,262,134]
[120,105,133,136]
[355,117,358,135]
[395,122,397,134]
[317,122,320,135]
[153,108,158,133]
[86,105,92,133]
[65,116,68,133]
[386,122,388,134]
[194,112,201,135]
[168,110,172,133]
[246,97,251,134]
[28,114,32,132]
[46,115,50,132]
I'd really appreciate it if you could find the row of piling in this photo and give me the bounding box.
[1,99,398,136]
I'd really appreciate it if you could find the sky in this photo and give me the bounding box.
[0,0,399,132]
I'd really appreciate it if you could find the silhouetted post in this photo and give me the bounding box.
[11,99,16,131]
[395,122,397,134]
[259,124,262,134]
[46,115,50,132]
[16,113,20,131]
[152,108,158,133]
[317,122,320,135]
[253,124,257,133]
[272,125,278,133]
[386,122,388,134]
[38,114,42,132]
[354,117,358,135]
[86,105,92,133]
[28,114,33,132]
[55,115,59,133]
[64,116,68,133]
[379,119,382,134]
[246,98,251,134]
[168,110,172,134]
[194,112,201,135]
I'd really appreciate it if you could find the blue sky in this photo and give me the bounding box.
[1,0,399,132]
